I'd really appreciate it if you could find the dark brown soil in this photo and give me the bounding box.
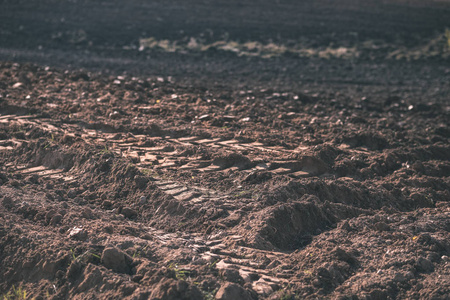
[1,0,449,299]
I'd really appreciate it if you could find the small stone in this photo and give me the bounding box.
[215,282,253,300]
[121,207,138,219]
[68,226,88,241]
[101,246,132,274]
[109,111,121,119]
[442,255,450,262]
[223,115,236,121]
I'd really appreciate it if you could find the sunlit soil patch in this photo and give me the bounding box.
[138,31,450,60]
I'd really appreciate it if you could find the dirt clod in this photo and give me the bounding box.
[149,279,203,300]
[121,207,138,219]
[215,282,254,300]
[101,246,133,274]
[416,257,434,273]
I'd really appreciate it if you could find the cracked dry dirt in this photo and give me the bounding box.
[0,61,449,299]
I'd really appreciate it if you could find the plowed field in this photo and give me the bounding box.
[1,0,449,299]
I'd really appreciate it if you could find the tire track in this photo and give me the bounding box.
[1,113,328,212]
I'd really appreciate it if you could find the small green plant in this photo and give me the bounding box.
[70,248,77,260]
[202,288,218,300]
[275,284,301,300]
[132,245,149,259]
[1,285,27,300]
[99,145,112,155]
[70,249,101,263]
[140,168,156,177]
[11,125,25,135]
[278,291,299,300]
[208,259,219,269]
[43,133,56,149]
[233,189,254,199]
[168,263,191,280]
[175,269,190,280]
